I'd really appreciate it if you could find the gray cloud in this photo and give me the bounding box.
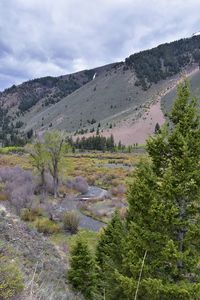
[0,0,200,90]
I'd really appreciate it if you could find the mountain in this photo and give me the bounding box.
[1,35,200,145]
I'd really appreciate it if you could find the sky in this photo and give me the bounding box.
[0,0,200,91]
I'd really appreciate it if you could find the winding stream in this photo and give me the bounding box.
[55,186,107,232]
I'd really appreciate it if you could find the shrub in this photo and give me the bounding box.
[0,208,6,217]
[0,167,35,214]
[111,178,120,187]
[117,184,126,195]
[20,207,43,222]
[20,208,35,222]
[0,260,24,299]
[66,179,74,189]
[109,185,126,197]
[63,211,80,234]
[87,175,96,185]
[0,146,25,155]
[0,192,7,201]
[73,176,89,194]
[31,206,43,217]
[35,218,61,234]
[44,172,54,194]
[58,184,69,196]
[110,187,118,196]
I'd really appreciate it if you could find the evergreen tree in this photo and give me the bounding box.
[96,128,100,135]
[27,128,33,139]
[154,122,160,134]
[106,134,115,151]
[68,239,97,299]
[118,140,122,150]
[96,211,126,299]
[114,81,200,299]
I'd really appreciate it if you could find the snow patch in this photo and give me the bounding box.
[93,73,97,80]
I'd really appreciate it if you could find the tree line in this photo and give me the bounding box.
[125,35,200,89]
[68,135,139,152]
[69,135,115,151]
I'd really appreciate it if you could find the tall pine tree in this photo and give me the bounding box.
[68,239,97,299]
[114,80,200,299]
[96,210,126,299]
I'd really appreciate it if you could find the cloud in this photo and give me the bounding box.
[0,0,200,90]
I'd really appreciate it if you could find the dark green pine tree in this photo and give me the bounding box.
[114,80,200,299]
[96,210,126,299]
[68,239,97,299]
[154,122,160,134]
[106,134,115,151]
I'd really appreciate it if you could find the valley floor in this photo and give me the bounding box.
[0,150,143,299]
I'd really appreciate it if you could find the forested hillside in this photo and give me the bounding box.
[0,69,97,112]
[125,35,200,89]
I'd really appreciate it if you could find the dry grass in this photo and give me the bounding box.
[79,197,126,223]
[0,151,144,223]
[50,229,98,255]
[0,151,143,192]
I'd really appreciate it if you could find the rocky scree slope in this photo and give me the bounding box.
[0,210,77,300]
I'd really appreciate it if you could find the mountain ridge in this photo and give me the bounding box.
[1,35,200,145]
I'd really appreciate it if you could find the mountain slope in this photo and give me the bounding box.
[161,67,200,113]
[1,35,200,145]
[22,64,168,133]
[0,65,112,111]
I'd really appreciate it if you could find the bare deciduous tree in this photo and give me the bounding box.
[27,142,48,201]
[44,131,66,198]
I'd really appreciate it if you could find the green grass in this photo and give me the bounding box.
[80,207,109,224]
[0,146,25,154]
[51,229,98,254]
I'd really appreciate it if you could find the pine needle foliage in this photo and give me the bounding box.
[97,80,200,299]
[68,239,97,299]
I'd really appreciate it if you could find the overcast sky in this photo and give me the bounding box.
[0,0,200,91]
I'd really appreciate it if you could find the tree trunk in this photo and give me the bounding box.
[41,168,46,202]
[177,199,186,269]
[53,177,57,198]
[53,168,59,198]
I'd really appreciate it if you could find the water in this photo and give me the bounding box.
[55,187,107,231]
